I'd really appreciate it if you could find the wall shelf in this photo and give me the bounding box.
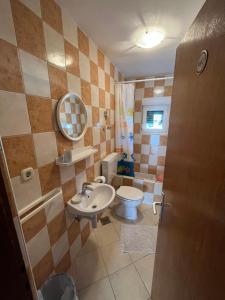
[56,146,98,166]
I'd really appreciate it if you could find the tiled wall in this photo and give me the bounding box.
[0,0,122,290]
[133,78,173,179]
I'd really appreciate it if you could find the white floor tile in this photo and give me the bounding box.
[79,277,115,300]
[100,241,132,275]
[139,209,156,225]
[94,223,119,247]
[78,231,98,257]
[75,250,107,290]
[129,251,151,263]
[112,221,121,235]
[135,255,155,294]
[109,264,149,300]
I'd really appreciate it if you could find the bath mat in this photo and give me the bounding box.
[120,224,157,253]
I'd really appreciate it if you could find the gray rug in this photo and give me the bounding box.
[120,224,158,253]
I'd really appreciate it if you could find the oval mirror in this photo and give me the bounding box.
[56,92,88,141]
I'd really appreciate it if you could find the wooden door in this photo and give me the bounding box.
[0,162,33,299]
[151,1,225,299]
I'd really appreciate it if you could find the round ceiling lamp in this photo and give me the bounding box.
[136,30,165,49]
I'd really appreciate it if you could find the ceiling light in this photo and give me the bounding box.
[154,86,165,96]
[136,30,165,49]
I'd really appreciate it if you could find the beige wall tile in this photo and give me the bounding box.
[33,132,58,167]
[81,79,91,105]
[11,169,42,212]
[89,38,98,64]
[51,231,69,266]
[79,51,90,82]
[61,8,78,47]
[98,67,105,89]
[59,164,75,184]
[91,84,99,107]
[19,49,50,97]
[20,0,41,17]
[86,105,92,127]
[0,90,31,136]
[135,88,144,100]
[75,170,87,192]
[67,72,81,96]
[93,127,100,146]
[27,226,51,267]
[44,22,65,69]
[105,92,110,109]
[44,190,64,223]
[0,0,17,45]
[104,56,110,75]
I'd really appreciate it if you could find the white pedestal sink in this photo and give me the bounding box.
[67,183,115,227]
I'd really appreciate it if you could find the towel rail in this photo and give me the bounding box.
[20,188,62,223]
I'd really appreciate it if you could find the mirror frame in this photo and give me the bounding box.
[56,92,88,142]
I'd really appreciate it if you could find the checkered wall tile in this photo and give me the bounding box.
[134,78,173,179]
[0,0,123,290]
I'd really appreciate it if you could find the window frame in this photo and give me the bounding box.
[141,97,171,134]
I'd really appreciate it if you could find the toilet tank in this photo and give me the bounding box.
[102,152,120,184]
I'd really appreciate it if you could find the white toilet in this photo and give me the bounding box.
[102,153,144,221]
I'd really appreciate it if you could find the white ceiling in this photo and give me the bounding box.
[59,0,205,79]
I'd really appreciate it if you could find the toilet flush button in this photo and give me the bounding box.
[21,167,34,182]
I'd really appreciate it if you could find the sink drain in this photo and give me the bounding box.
[92,205,97,209]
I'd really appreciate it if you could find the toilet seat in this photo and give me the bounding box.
[116,186,143,201]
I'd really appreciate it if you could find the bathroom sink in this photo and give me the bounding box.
[67,184,115,217]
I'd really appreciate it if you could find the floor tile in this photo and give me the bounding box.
[109,264,149,300]
[100,241,132,275]
[78,231,98,257]
[135,255,155,294]
[139,209,156,225]
[112,221,121,235]
[94,223,119,247]
[79,277,115,300]
[75,249,107,290]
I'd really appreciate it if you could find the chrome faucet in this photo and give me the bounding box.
[81,182,94,194]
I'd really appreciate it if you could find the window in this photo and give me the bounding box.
[142,97,171,133]
[146,110,164,130]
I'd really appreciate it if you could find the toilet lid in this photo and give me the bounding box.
[116,186,143,201]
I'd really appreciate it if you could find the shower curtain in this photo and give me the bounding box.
[115,83,135,177]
